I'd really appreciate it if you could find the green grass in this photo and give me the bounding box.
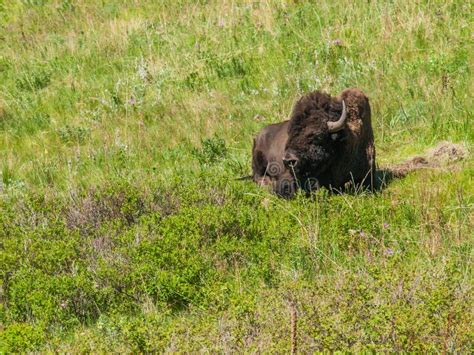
[0,0,473,352]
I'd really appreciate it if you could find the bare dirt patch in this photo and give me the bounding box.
[387,141,468,178]
[426,141,468,163]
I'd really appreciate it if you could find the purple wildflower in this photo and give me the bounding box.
[383,223,389,229]
[359,230,366,237]
[129,96,136,105]
[385,248,394,257]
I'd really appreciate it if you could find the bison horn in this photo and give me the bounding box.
[327,100,347,133]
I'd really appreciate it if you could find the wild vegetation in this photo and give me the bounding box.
[0,0,472,352]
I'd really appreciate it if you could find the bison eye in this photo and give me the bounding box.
[312,135,325,144]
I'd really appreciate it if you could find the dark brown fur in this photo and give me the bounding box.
[252,88,376,197]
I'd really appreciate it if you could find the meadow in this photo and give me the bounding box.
[0,0,472,352]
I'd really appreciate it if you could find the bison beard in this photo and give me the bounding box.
[251,88,376,198]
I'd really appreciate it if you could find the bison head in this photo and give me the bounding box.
[283,93,347,182]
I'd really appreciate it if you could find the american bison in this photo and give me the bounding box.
[251,88,376,198]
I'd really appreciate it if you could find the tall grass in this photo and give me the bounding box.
[0,0,472,352]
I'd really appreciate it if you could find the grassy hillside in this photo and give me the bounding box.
[0,0,472,352]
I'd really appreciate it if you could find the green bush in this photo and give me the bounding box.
[0,322,45,353]
[192,135,228,165]
[0,0,472,352]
